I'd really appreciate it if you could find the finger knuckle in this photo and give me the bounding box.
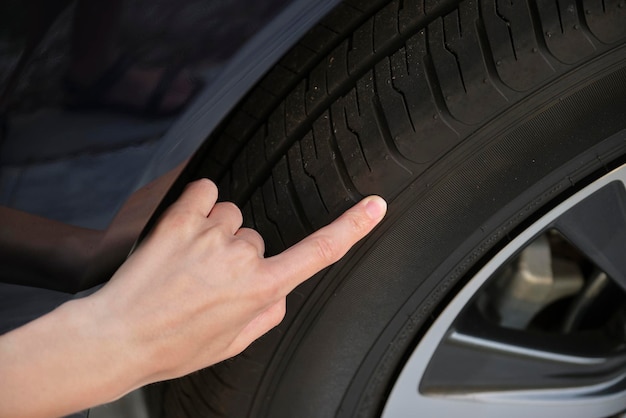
[222,201,243,217]
[232,235,260,255]
[347,212,369,233]
[239,229,265,251]
[238,226,258,236]
[215,201,243,223]
[258,275,281,301]
[313,235,340,264]
[158,208,195,235]
[190,178,217,195]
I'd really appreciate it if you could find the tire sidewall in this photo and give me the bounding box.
[255,62,626,418]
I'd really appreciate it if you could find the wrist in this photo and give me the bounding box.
[0,294,151,417]
[69,293,154,398]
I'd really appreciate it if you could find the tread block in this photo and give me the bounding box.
[285,80,307,137]
[241,201,254,229]
[375,56,416,160]
[242,87,276,119]
[306,62,330,115]
[266,103,288,156]
[346,0,378,12]
[331,76,414,198]
[378,35,460,164]
[229,143,251,200]
[536,0,596,64]
[329,96,376,195]
[287,141,332,230]
[212,132,242,170]
[399,0,427,33]
[260,64,296,94]
[428,4,508,125]
[425,0,449,14]
[325,40,351,94]
[583,0,626,44]
[300,115,359,215]
[223,111,257,141]
[226,129,264,201]
[321,3,363,33]
[482,0,555,91]
[300,24,341,53]
[279,44,318,74]
[374,0,401,53]
[164,381,226,417]
[259,167,306,252]
[348,17,376,74]
[269,157,311,245]
[250,188,284,256]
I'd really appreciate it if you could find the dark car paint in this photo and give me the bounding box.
[0,0,340,293]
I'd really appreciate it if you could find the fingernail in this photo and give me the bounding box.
[363,196,387,220]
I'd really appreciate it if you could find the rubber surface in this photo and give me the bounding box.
[158,0,626,416]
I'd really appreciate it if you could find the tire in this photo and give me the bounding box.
[157,0,626,416]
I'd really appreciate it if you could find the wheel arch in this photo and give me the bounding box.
[135,0,342,185]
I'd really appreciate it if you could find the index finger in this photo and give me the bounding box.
[264,195,387,292]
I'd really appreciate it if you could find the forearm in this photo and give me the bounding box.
[0,296,148,418]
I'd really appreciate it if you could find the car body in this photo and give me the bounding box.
[2,1,625,417]
[0,0,336,294]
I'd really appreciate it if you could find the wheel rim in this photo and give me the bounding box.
[382,164,626,418]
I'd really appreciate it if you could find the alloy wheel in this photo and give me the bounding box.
[383,164,626,418]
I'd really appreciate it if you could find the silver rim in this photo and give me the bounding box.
[383,164,626,418]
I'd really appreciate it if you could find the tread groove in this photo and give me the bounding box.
[317,112,363,203]
[528,0,552,51]
[343,106,373,173]
[164,1,626,416]
[266,178,290,248]
[422,32,454,123]
[212,0,461,205]
[494,0,519,60]
[556,0,565,33]
[475,12,505,87]
[389,49,418,135]
[285,155,315,233]
[371,86,416,174]
[190,372,225,416]
[443,11,469,93]
[296,140,332,214]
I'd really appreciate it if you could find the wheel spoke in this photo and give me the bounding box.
[420,306,626,395]
[383,165,626,418]
[554,181,626,291]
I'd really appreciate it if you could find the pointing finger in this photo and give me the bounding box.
[264,195,386,292]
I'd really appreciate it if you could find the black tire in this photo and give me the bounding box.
[157,0,626,416]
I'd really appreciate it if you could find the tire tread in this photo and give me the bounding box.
[162,0,626,416]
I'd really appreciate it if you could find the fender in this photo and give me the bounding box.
[0,0,340,292]
[141,0,341,183]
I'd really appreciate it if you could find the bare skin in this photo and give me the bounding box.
[0,179,387,418]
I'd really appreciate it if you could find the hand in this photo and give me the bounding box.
[93,178,387,381]
[0,179,386,418]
